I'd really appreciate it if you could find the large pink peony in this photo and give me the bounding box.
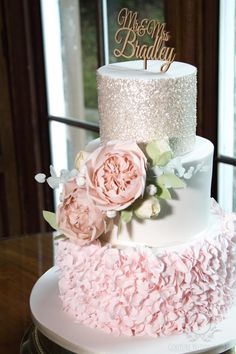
[57,179,106,245]
[85,141,147,211]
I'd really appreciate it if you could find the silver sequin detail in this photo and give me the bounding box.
[97,62,197,155]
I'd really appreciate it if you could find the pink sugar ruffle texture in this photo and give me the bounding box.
[56,201,236,337]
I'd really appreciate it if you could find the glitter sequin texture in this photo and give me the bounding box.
[97,64,197,156]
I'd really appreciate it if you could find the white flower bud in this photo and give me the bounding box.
[80,164,87,176]
[184,166,194,179]
[152,166,164,177]
[135,197,160,219]
[35,173,46,183]
[106,210,117,219]
[75,150,88,171]
[76,176,86,187]
[146,184,157,196]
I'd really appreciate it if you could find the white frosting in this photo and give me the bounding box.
[102,136,214,247]
[98,60,196,79]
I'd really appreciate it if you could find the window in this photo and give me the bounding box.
[41,0,99,176]
[218,0,236,212]
[40,0,164,204]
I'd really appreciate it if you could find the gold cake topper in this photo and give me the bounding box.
[114,8,176,72]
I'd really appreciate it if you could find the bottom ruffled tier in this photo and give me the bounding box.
[56,201,236,337]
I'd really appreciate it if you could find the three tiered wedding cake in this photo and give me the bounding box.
[34,59,236,338]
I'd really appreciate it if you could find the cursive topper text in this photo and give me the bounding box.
[114,8,176,72]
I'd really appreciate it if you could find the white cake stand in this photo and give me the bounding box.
[30,267,236,354]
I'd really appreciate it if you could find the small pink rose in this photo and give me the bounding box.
[57,179,106,245]
[85,141,147,211]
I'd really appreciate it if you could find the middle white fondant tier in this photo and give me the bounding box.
[103,136,214,247]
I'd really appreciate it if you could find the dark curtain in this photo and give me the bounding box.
[165,0,219,196]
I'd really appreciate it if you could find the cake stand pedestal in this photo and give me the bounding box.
[30,267,236,354]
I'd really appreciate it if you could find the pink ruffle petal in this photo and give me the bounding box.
[56,201,236,337]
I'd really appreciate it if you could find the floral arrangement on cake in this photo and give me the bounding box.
[35,138,196,246]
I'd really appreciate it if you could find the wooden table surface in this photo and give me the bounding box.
[0,233,53,354]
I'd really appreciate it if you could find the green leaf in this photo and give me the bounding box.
[42,210,58,230]
[121,210,133,223]
[158,174,186,189]
[146,141,172,166]
[134,197,161,219]
[157,185,172,200]
[54,234,66,240]
[156,151,172,166]
[117,218,122,236]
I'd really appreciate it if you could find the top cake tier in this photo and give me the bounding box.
[97,60,197,156]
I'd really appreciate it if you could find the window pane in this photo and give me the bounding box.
[41,0,99,123]
[106,0,165,63]
[49,121,99,172]
[49,120,99,206]
[218,0,236,158]
[218,163,236,212]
